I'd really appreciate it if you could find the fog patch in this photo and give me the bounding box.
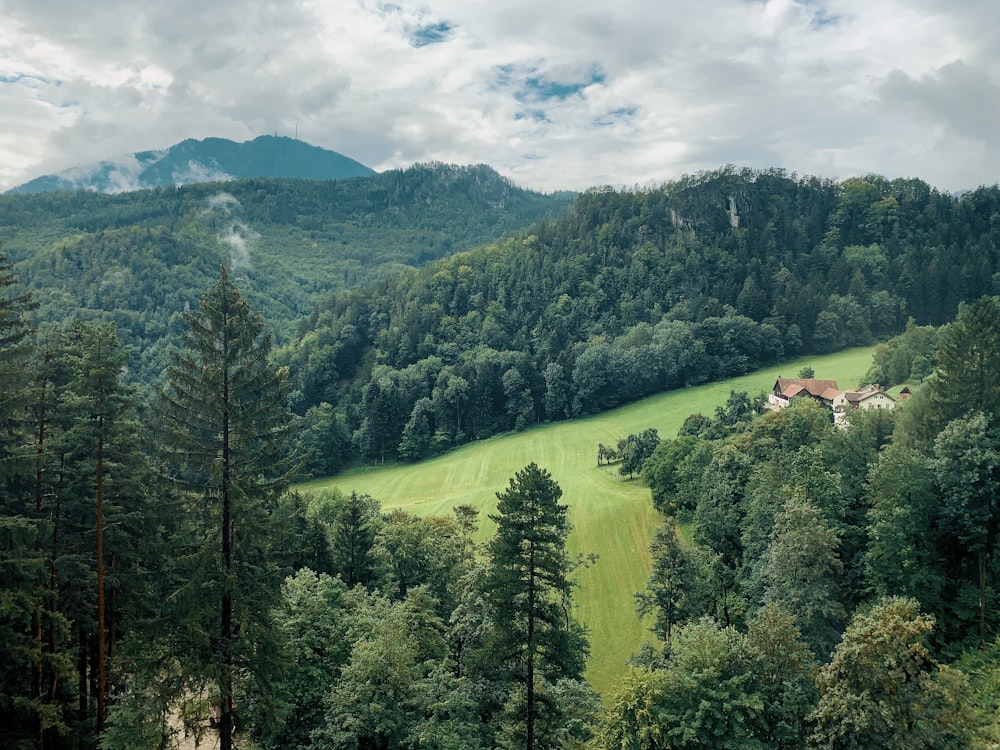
[205,192,257,273]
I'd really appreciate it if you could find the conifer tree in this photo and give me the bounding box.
[0,251,66,748]
[929,295,1000,427]
[483,463,588,750]
[59,320,146,737]
[158,266,295,750]
[0,249,36,485]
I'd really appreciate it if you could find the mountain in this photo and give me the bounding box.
[7,135,375,194]
[0,162,575,384]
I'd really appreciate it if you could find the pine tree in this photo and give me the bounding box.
[0,249,35,479]
[483,463,588,750]
[930,295,1000,426]
[58,320,147,737]
[0,251,67,749]
[158,266,295,750]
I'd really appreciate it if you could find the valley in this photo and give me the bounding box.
[299,345,878,693]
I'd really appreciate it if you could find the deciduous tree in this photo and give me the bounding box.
[810,597,975,750]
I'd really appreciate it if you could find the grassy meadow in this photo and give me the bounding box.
[297,346,877,694]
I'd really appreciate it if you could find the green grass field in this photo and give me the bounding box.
[297,347,877,694]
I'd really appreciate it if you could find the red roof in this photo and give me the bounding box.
[774,378,840,399]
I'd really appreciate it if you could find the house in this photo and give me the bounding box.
[769,378,841,409]
[832,384,897,413]
[769,377,897,425]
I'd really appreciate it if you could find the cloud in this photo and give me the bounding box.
[878,61,1000,143]
[1,0,999,193]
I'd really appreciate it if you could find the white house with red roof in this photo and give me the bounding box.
[769,377,896,424]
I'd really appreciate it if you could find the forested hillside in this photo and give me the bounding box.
[4,246,1000,747]
[6,160,1000,748]
[0,163,574,383]
[595,295,1000,747]
[284,167,1000,473]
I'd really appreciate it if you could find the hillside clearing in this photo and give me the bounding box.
[298,346,877,694]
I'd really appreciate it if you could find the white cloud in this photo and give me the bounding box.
[1,0,998,193]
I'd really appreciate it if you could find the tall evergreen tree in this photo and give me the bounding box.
[158,266,296,750]
[483,463,588,750]
[58,320,147,738]
[0,252,68,749]
[0,250,35,480]
[929,295,1000,428]
[1,332,68,750]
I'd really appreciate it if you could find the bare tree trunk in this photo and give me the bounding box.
[220,355,234,750]
[526,539,535,750]
[96,422,106,735]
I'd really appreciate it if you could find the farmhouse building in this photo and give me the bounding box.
[768,378,841,409]
[769,377,897,425]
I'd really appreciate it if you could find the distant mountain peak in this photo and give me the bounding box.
[8,135,375,195]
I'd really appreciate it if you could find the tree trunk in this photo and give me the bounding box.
[220,353,234,750]
[526,537,535,750]
[96,422,106,735]
[979,549,987,647]
[32,365,48,750]
[77,623,88,722]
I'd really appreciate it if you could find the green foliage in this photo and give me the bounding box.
[310,489,384,588]
[594,619,764,750]
[156,267,297,749]
[590,666,672,750]
[375,510,472,617]
[642,436,710,516]
[744,605,817,750]
[285,171,1000,469]
[265,569,351,748]
[636,523,709,641]
[810,597,976,750]
[2,165,572,386]
[314,593,425,750]
[484,463,589,750]
[932,411,1000,646]
[921,296,1000,437]
[862,318,938,387]
[864,445,945,612]
[952,636,1000,747]
[762,499,845,658]
[0,517,72,747]
[616,428,661,479]
[12,159,1000,748]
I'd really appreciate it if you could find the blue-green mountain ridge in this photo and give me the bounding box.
[8,135,374,194]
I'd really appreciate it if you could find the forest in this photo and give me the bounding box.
[279,168,1000,475]
[0,162,574,385]
[3,165,1000,748]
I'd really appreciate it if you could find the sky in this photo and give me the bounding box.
[1,0,999,194]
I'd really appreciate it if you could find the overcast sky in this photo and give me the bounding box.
[1,0,998,194]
